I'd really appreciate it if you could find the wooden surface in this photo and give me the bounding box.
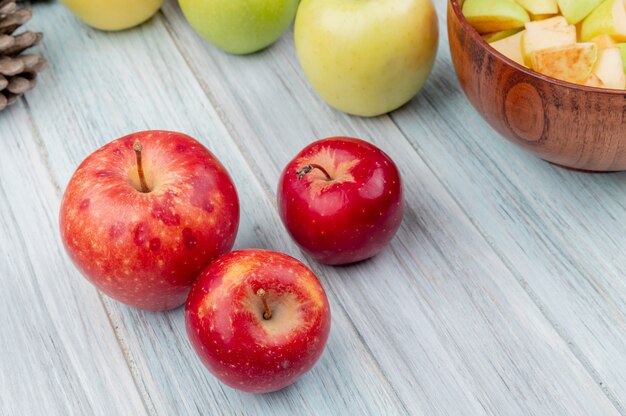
[0,1,625,414]
[448,0,626,172]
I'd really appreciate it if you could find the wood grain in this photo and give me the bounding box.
[448,0,626,172]
[395,0,626,410]
[0,104,148,415]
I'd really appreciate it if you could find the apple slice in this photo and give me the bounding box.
[515,0,558,15]
[483,28,523,42]
[556,0,603,24]
[531,42,598,83]
[522,24,577,65]
[524,15,569,30]
[592,47,626,88]
[581,72,606,86]
[581,0,626,41]
[490,30,526,65]
[618,43,626,71]
[530,13,558,20]
[592,33,618,48]
[463,0,530,34]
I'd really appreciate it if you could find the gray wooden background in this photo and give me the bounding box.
[1,0,624,415]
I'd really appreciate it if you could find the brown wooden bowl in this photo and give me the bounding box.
[448,0,626,172]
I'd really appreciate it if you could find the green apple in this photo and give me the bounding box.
[483,28,523,42]
[581,0,626,41]
[515,0,558,15]
[490,30,526,65]
[556,0,602,24]
[522,24,576,65]
[463,0,530,34]
[531,42,598,82]
[179,0,299,54]
[618,43,626,71]
[294,0,438,117]
[61,0,163,31]
[592,47,626,87]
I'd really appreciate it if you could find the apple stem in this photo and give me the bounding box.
[133,141,150,193]
[296,164,332,181]
[256,289,272,320]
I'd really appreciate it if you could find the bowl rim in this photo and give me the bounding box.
[449,0,626,96]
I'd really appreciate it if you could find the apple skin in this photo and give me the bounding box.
[179,0,299,55]
[59,131,240,311]
[61,0,164,31]
[294,0,438,117]
[185,249,331,393]
[277,137,403,265]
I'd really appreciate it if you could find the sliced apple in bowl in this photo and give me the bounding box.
[531,42,598,83]
[462,0,530,33]
[581,0,626,41]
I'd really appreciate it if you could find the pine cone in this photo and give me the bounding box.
[0,0,46,111]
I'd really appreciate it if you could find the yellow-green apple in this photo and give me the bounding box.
[556,0,602,24]
[294,0,438,117]
[277,137,403,265]
[522,17,576,66]
[483,28,522,42]
[185,249,331,393]
[179,0,299,54]
[618,43,626,70]
[531,42,598,82]
[581,0,626,41]
[592,47,626,88]
[515,0,558,15]
[61,0,163,31]
[59,131,240,310]
[462,0,529,33]
[491,30,526,65]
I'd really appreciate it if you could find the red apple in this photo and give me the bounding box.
[59,130,240,311]
[185,249,331,393]
[277,137,403,265]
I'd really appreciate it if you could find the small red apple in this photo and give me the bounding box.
[185,249,331,393]
[277,137,403,265]
[59,130,240,311]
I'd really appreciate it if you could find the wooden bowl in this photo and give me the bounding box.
[447,0,626,172]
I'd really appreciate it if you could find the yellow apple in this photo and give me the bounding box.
[491,30,526,65]
[463,0,530,34]
[592,47,626,88]
[515,0,558,15]
[580,0,626,41]
[556,0,602,24]
[294,0,438,117]
[522,24,576,65]
[531,42,597,82]
[61,0,164,31]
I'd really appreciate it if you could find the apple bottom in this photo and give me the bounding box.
[185,250,331,393]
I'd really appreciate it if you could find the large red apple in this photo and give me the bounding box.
[185,249,331,393]
[277,137,403,265]
[59,130,239,311]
